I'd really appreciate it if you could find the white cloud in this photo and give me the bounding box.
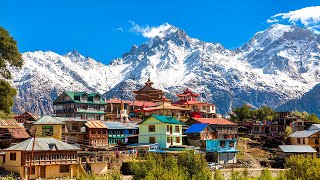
[129,21,172,38]
[116,27,124,32]
[267,6,320,30]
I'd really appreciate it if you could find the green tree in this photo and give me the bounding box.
[256,106,276,121]
[285,155,320,180]
[0,80,17,113]
[0,27,22,114]
[258,169,272,180]
[230,104,253,122]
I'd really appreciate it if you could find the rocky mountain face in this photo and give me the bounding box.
[9,24,320,115]
[276,83,320,116]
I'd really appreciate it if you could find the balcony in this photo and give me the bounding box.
[205,139,237,153]
[25,158,78,165]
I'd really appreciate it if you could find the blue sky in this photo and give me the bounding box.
[1,0,320,64]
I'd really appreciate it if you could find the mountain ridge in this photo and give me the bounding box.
[9,23,320,115]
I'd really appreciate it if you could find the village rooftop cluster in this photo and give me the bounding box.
[0,79,318,179]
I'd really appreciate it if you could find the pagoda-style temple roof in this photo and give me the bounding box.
[133,78,162,92]
[176,88,200,97]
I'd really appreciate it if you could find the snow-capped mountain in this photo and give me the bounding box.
[9,24,320,115]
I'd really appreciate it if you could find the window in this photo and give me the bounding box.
[10,153,16,161]
[316,139,319,145]
[42,126,54,136]
[148,125,155,132]
[229,141,234,147]
[60,165,70,173]
[220,141,225,147]
[297,138,301,144]
[149,137,156,143]
[175,126,180,133]
[167,125,170,132]
[167,137,170,143]
[72,124,79,131]
[176,137,180,143]
[303,138,305,144]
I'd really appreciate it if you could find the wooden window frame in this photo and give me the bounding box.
[149,137,156,143]
[60,165,70,173]
[10,152,16,161]
[148,125,155,132]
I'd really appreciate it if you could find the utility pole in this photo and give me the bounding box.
[28,129,36,180]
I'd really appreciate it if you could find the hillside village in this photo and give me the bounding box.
[0,78,319,179]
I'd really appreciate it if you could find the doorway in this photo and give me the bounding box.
[40,166,46,178]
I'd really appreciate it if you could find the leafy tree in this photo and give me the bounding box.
[257,169,272,180]
[0,27,22,113]
[285,155,320,180]
[0,80,17,113]
[213,170,225,180]
[256,106,277,121]
[284,126,292,139]
[230,104,253,122]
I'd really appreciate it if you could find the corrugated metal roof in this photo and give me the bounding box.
[0,119,21,128]
[8,128,30,139]
[308,124,320,130]
[103,122,137,129]
[85,121,107,128]
[289,130,320,138]
[4,137,80,151]
[185,124,209,133]
[33,116,65,125]
[55,117,87,122]
[279,145,317,153]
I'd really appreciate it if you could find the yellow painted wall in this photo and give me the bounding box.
[3,151,22,174]
[32,124,62,140]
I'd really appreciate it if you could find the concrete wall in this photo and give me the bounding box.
[91,162,108,174]
[218,153,237,164]
[216,168,287,179]
[138,117,183,148]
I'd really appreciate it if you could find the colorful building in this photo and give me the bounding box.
[31,116,65,140]
[184,123,215,147]
[53,91,107,120]
[138,115,185,149]
[0,137,82,179]
[185,117,238,164]
[84,121,108,147]
[103,122,138,144]
[205,139,238,164]
[172,88,216,118]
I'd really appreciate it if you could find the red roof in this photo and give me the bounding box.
[14,112,34,119]
[192,118,237,126]
[8,128,30,139]
[176,88,200,97]
[172,100,207,105]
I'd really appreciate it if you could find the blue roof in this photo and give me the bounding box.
[279,145,317,153]
[185,124,208,133]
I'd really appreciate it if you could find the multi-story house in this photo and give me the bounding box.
[185,117,238,164]
[138,115,185,149]
[1,137,81,179]
[53,91,106,120]
[103,122,138,144]
[84,121,108,147]
[31,116,65,140]
[288,124,320,156]
[172,88,216,118]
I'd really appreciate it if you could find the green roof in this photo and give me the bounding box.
[54,91,107,105]
[33,116,65,125]
[138,115,185,125]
